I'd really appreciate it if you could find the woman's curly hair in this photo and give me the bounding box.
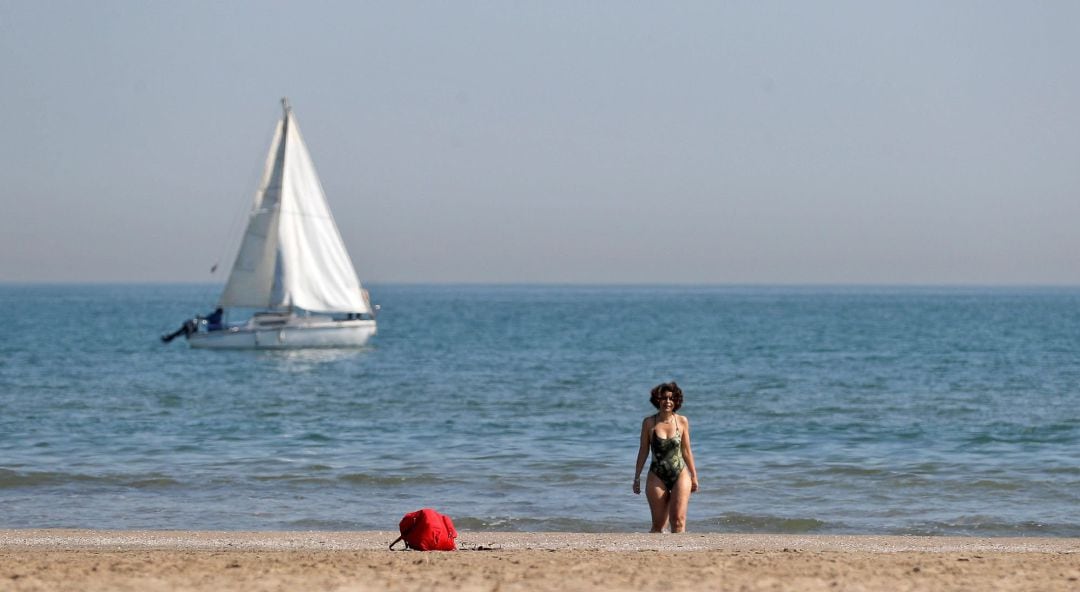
[649,381,683,411]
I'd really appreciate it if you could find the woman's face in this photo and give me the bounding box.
[657,391,675,411]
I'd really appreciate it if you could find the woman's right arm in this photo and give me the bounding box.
[633,417,650,494]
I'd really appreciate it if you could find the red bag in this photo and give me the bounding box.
[389,508,457,551]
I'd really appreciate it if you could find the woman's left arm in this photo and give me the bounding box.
[681,416,699,492]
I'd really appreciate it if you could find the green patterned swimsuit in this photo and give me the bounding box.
[649,414,686,491]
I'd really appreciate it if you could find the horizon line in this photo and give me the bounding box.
[4,279,1080,289]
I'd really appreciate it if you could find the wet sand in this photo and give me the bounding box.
[1,529,1077,591]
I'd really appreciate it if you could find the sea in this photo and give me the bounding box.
[1,283,1078,537]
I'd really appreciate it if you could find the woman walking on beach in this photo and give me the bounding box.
[633,381,699,533]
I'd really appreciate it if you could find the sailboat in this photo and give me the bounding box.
[165,98,377,349]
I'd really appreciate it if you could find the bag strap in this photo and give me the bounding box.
[389,519,420,551]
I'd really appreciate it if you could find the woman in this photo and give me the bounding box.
[633,381,699,533]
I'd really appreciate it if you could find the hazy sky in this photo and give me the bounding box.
[3,1,1078,284]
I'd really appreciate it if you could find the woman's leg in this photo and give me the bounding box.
[667,469,692,533]
[644,472,670,533]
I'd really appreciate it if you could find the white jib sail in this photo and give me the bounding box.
[218,101,371,314]
[218,120,285,309]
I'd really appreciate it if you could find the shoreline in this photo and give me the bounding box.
[3,529,1079,553]
[2,530,1077,591]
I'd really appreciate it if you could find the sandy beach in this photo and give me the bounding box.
[1,530,1076,591]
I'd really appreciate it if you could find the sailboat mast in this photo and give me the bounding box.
[281,97,293,140]
[277,96,293,314]
[280,98,291,148]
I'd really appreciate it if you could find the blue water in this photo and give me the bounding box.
[1,283,1078,536]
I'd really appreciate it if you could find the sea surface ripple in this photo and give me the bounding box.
[0,284,1077,536]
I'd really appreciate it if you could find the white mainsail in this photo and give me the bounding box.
[218,99,371,315]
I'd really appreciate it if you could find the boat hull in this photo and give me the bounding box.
[188,319,376,350]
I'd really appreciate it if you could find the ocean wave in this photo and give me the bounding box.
[250,474,339,485]
[964,479,1024,492]
[338,473,452,486]
[0,468,181,489]
[451,515,628,532]
[0,468,95,487]
[453,512,835,535]
[903,517,1080,538]
[710,513,832,533]
[127,477,183,489]
[245,472,454,487]
[280,518,361,530]
[963,422,1078,445]
[814,465,886,477]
